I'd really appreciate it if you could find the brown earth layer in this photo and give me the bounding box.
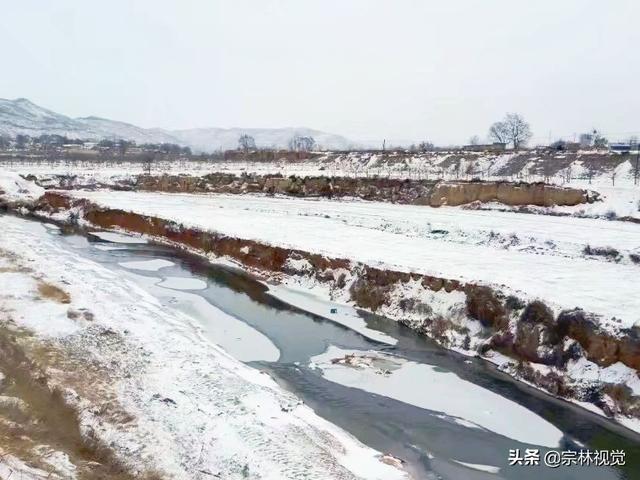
[33,173,595,207]
[135,174,595,207]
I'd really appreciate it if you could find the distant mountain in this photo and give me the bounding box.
[0,98,356,152]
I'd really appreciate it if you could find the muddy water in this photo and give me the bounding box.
[45,225,639,480]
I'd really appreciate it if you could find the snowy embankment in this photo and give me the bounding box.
[69,190,640,329]
[0,215,407,480]
[0,171,44,203]
[51,189,640,433]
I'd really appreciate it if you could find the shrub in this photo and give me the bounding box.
[583,244,620,261]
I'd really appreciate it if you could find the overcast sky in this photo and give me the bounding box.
[1,0,639,146]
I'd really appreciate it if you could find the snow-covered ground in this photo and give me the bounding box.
[3,154,640,221]
[68,190,640,329]
[0,215,408,480]
[0,171,44,202]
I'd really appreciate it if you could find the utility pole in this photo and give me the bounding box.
[635,142,639,186]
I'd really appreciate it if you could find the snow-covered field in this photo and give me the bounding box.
[0,215,407,480]
[2,154,640,221]
[69,190,640,329]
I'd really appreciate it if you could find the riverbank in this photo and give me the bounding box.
[13,185,637,438]
[4,213,640,479]
[0,214,410,480]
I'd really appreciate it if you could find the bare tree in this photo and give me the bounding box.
[15,134,30,149]
[118,140,131,160]
[288,135,316,152]
[142,153,154,175]
[238,134,256,152]
[632,137,640,185]
[418,141,435,153]
[468,135,481,145]
[592,129,608,148]
[0,135,11,149]
[488,113,532,149]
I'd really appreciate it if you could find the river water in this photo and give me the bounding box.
[40,222,640,480]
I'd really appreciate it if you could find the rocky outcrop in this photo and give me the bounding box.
[19,191,640,428]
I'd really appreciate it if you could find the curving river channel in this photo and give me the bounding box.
[38,220,640,480]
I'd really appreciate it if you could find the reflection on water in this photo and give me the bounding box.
[52,228,639,480]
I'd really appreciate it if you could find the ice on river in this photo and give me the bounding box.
[311,346,564,449]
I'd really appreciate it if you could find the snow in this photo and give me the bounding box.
[0,98,354,151]
[310,346,564,448]
[71,190,640,329]
[0,171,44,202]
[0,214,408,480]
[119,259,175,271]
[450,460,500,474]
[0,452,58,480]
[566,358,640,396]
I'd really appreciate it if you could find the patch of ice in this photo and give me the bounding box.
[451,459,501,474]
[93,244,127,251]
[119,259,175,272]
[311,346,564,448]
[123,271,279,363]
[268,283,397,345]
[89,231,147,244]
[158,276,208,290]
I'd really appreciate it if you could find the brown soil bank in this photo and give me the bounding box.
[27,191,640,426]
[133,174,594,207]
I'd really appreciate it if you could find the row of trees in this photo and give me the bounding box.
[0,134,192,156]
[238,134,316,153]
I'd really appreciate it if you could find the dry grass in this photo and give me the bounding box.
[0,324,168,479]
[0,324,153,479]
[36,281,71,304]
[0,250,163,479]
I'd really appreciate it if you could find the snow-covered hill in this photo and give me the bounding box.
[170,126,354,152]
[0,98,355,151]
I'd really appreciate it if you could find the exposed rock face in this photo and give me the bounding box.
[513,301,563,365]
[132,174,593,208]
[22,191,640,426]
[557,309,640,370]
[428,181,590,207]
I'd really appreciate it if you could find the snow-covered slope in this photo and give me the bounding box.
[0,98,179,144]
[0,98,354,151]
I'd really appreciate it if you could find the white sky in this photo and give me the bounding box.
[1,0,639,146]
